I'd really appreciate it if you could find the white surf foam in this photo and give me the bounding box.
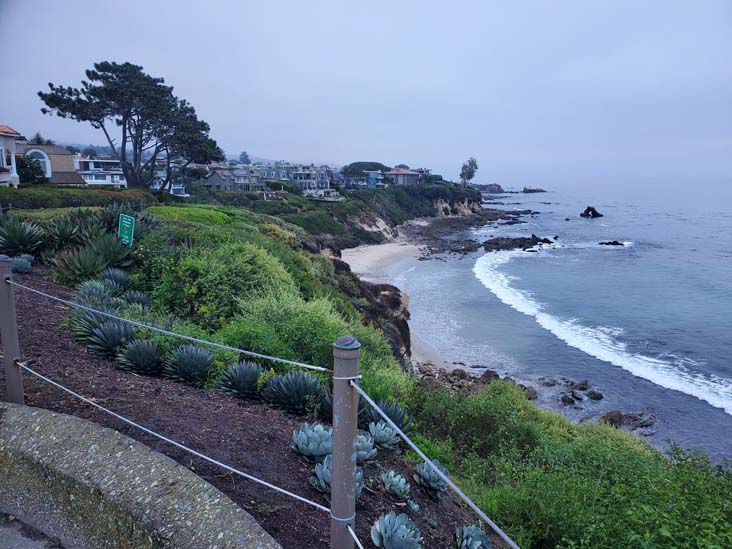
[473,251,732,415]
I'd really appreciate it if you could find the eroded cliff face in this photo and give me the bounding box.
[331,258,412,369]
[434,198,482,217]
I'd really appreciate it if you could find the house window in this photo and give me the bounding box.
[27,150,51,177]
[0,148,4,168]
[93,174,107,181]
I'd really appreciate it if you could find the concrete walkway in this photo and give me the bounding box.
[0,513,58,549]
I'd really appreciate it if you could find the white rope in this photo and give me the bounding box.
[16,360,330,514]
[352,382,520,549]
[6,279,329,373]
[347,524,365,549]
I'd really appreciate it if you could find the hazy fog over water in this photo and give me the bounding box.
[1,0,730,183]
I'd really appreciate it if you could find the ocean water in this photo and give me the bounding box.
[390,177,732,460]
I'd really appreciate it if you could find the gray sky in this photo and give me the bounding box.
[1,0,730,182]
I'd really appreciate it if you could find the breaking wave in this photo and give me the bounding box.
[473,251,732,415]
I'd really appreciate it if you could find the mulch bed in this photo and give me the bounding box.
[0,270,505,548]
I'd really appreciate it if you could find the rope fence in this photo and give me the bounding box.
[1,270,518,548]
[15,359,330,514]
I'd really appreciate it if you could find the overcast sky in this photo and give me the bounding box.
[1,1,730,183]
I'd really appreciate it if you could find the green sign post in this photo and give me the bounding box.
[118,214,135,245]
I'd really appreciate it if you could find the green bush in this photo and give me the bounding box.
[0,218,45,256]
[54,246,109,284]
[0,186,154,210]
[117,339,163,376]
[153,243,295,329]
[163,345,214,387]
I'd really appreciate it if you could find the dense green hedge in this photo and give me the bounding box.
[0,185,158,210]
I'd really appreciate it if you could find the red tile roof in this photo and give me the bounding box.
[0,125,21,137]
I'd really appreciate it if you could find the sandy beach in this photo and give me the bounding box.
[341,239,455,370]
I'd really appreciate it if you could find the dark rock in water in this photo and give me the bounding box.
[522,187,546,193]
[573,379,589,391]
[601,410,656,430]
[561,394,575,405]
[553,235,559,240]
[540,377,560,387]
[570,390,584,401]
[481,370,500,384]
[565,217,571,221]
[525,386,538,400]
[478,183,505,193]
[580,206,603,218]
[452,368,467,379]
[587,390,604,400]
[483,234,553,252]
[599,240,623,246]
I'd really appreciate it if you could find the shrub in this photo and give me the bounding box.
[0,218,45,256]
[153,243,295,329]
[413,460,449,498]
[291,422,332,462]
[117,340,163,375]
[310,454,363,501]
[88,233,133,269]
[121,290,150,307]
[100,267,132,289]
[262,371,322,414]
[364,398,412,433]
[44,215,79,250]
[86,320,133,358]
[219,360,263,399]
[163,345,214,387]
[54,246,109,284]
[11,254,33,273]
[371,512,421,549]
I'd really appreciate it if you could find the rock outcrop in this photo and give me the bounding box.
[483,234,553,252]
[580,206,603,218]
[601,410,656,431]
[522,187,546,193]
[599,240,623,246]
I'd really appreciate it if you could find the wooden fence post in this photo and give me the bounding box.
[331,336,361,549]
[0,255,24,404]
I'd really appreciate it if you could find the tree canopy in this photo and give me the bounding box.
[341,161,391,177]
[239,151,251,164]
[16,156,49,186]
[38,61,223,188]
[30,132,55,146]
[460,157,478,185]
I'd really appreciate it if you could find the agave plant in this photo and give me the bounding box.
[76,218,108,245]
[100,267,132,289]
[96,203,131,232]
[380,470,411,499]
[219,360,263,399]
[356,431,377,464]
[455,526,493,549]
[369,420,401,450]
[371,512,422,549]
[121,289,150,307]
[11,254,33,273]
[291,422,332,461]
[74,279,118,306]
[309,454,363,501]
[86,320,133,358]
[45,216,79,250]
[163,345,214,387]
[363,398,412,433]
[319,387,370,425]
[263,371,322,414]
[0,218,45,256]
[88,233,133,269]
[117,339,163,376]
[413,460,449,497]
[55,246,109,284]
[69,308,112,344]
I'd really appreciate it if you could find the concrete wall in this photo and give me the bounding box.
[0,403,280,549]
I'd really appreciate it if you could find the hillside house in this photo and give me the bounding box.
[384,168,420,185]
[201,169,265,192]
[0,125,20,187]
[15,142,84,185]
[74,155,127,188]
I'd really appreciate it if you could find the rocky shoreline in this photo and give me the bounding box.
[340,202,657,436]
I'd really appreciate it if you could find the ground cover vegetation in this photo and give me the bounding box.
[1,185,730,548]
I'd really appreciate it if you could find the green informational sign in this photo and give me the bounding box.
[118,214,135,245]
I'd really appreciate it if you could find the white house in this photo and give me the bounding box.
[0,125,20,187]
[74,156,127,188]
